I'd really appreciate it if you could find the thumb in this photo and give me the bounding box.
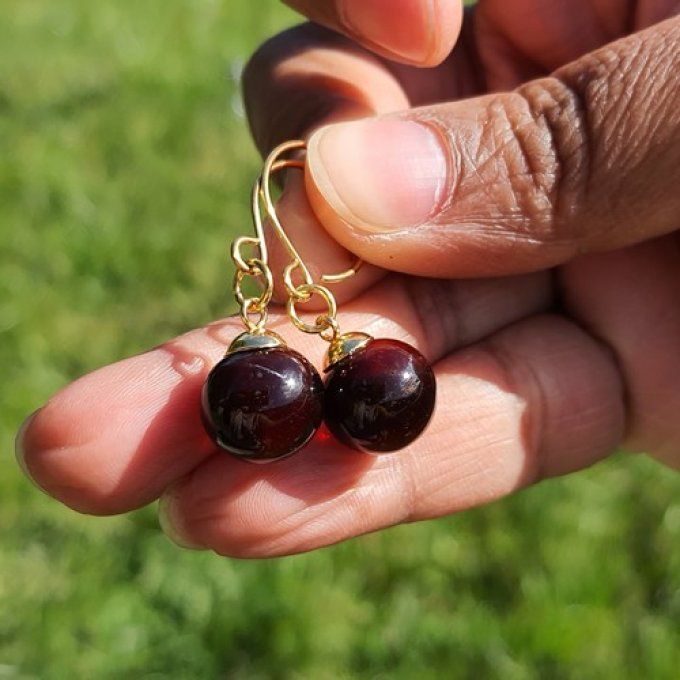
[304,17,680,277]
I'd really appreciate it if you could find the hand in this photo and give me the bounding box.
[17,1,680,557]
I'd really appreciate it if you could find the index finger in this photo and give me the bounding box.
[283,0,463,66]
[16,271,551,515]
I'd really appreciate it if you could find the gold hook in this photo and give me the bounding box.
[259,140,363,286]
[231,139,363,340]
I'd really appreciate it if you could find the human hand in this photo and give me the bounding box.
[16,1,680,556]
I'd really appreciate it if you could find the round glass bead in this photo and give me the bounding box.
[324,339,435,453]
[202,346,324,461]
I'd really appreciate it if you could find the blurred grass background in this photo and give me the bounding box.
[1,1,679,678]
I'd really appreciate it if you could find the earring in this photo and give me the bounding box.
[203,140,436,460]
[200,153,324,462]
[272,142,437,454]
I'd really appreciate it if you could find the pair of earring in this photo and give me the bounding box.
[201,141,436,462]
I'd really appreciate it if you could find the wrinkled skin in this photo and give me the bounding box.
[17,1,680,557]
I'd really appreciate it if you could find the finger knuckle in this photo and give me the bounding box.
[505,18,680,247]
[548,19,680,239]
[509,78,592,245]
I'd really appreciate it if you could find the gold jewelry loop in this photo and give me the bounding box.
[286,283,338,335]
[318,316,340,343]
[232,237,261,275]
[240,297,268,333]
[283,262,312,301]
[234,257,273,313]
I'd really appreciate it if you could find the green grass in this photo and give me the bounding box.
[1,2,679,678]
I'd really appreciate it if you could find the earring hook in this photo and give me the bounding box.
[231,139,363,340]
[258,140,363,287]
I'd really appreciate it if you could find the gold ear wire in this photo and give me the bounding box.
[252,139,363,344]
[259,140,363,288]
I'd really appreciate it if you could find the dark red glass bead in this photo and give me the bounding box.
[201,347,324,461]
[324,339,435,453]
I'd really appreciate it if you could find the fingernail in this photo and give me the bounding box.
[15,409,42,488]
[338,0,436,63]
[158,491,205,550]
[308,118,448,232]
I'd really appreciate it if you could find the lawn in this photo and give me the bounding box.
[1,1,679,678]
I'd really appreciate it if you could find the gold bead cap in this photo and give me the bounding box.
[227,330,286,354]
[324,332,372,371]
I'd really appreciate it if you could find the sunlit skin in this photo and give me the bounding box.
[16,0,680,557]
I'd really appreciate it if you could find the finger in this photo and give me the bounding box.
[160,314,625,557]
[282,0,463,67]
[244,22,475,299]
[303,17,680,277]
[561,233,680,469]
[244,24,408,156]
[243,21,478,157]
[16,272,552,515]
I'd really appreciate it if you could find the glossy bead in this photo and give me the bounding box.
[324,339,435,453]
[202,347,324,461]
